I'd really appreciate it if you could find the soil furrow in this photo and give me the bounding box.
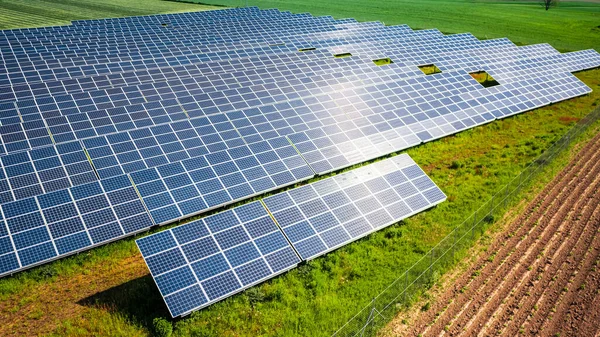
[430,136,600,336]
[446,149,600,336]
[540,203,600,335]
[412,134,600,336]
[497,180,600,335]
[399,130,600,337]
[517,198,600,335]
[545,230,600,337]
[571,254,600,337]
[483,167,600,335]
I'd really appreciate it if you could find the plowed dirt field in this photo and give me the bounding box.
[387,131,600,337]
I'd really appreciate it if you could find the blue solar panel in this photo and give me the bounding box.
[0,174,153,277]
[0,141,98,202]
[0,6,597,280]
[263,154,445,259]
[136,201,301,317]
[130,136,314,225]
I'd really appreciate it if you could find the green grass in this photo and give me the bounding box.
[0,0,218,29]
[2,0,598,52]
[196,0,600,52]
[48,309,147,337]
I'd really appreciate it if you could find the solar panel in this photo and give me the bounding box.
[0,41,595,158]
[0,141,98,202]
[137,153,445,316]
[136,201,301,317]
[263,154,445,259]
[0,174,153,277]
[130,136,314,225]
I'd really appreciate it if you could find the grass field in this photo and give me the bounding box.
[0,0,217,29]
[1,0,598,52]
[196,0,600,52]
[0,1,599,337]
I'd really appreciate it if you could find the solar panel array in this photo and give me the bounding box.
[137,153,446,317]
[0,7,599,277]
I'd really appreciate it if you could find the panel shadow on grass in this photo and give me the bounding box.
[373,57,394,66]
[418,63,442,75]
[469,70,500,88]
[77,274,171,328]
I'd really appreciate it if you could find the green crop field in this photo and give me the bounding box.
[0,0,218,29]
[197,0,600,52]
[0,1,599,337]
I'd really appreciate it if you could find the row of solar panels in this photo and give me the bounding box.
[0,44,596,158]
[0,31,492,97]
[0,42,579,123]
[136,154,446,317]
[0,24,411,80]
[0,134,313,277]
[0,36,594,122]
[0,53,593,209]
[0,59,588,212]
[0,32,592,113]
[0,13,374,55]
[2,8,338,39]
[0,8,387,277]
[0,18,372,57]
[0,24,420,82]
[0,9,596,82]
[70,7,291,27]
[0,36,495,117]
[0,70,586,278]
[1,9,325,34]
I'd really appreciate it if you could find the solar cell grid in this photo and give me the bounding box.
[82,116,245,179]
[2,9,320,40]
[0,6,597,281]
[285,71,590,173]
[0,29,443,102]
[3,20,380,64]
[263,153,445,259]
[1,30,485,106]
[0,24,421,88]
[0,28,437,101]
[0,21,388,70]
[1,24,391,59]
[129,135,314,225]
[135,200,301,317]
[0,35,482,210]
[0,174,153,277]
[0,56,592,201]
[2,40,586,152]
[0,52,592,198]
[0,140,97,201]
[0,14,367,61]
[1,40,520,154]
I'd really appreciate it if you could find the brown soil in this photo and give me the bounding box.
[0,254,147,336]
[386,130,600,337]
[559,116,581,124]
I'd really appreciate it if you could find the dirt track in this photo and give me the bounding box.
[387,131,600,337]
